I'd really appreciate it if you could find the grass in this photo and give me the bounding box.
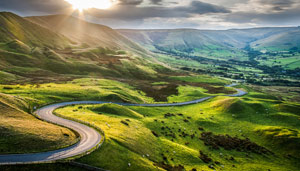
[54,88,300,171]
[167,86,209,103]
[0,93,79,154]
[247,84,300,102]
[0,76,298,170]
[0,71,20,83]
[167,85,236,103]
[170,75,230,85]
[0,76,233,107]
[0,12,174,84]
[0,78,155,109]
[257,55,300,69]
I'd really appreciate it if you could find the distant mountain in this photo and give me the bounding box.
[118,27,298,58]
[118,29,237,59]
[251,27,300,52]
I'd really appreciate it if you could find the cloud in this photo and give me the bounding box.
[86,1,230,20]
[224,8,300,25]
[118,0,144,5]
[0,0,299,29]
[257,0,296,11]
[185,1,230,14]
[150,0,163,5]
[0,0,71,15]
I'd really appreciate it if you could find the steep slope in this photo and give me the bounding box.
[0,12,70,49]
[26,15,147,53]
[118,29,235,58]
[0,12,168,83]
[251,27,300,52]
[199,27,295,48]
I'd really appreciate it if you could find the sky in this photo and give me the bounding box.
[0,0,300,29]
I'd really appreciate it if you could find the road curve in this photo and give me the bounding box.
[0,84,246,165]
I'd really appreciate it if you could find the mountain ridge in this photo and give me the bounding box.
[118,27,300,60]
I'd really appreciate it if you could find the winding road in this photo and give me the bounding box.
[0,84,247,165]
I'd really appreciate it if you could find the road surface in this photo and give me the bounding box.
[0,84,247,165]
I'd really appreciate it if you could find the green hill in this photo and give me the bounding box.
[0,12,70,49]
[118,29,241,59]
[26,15,147,54]
[251,27,300,52]
[0,12,169,83]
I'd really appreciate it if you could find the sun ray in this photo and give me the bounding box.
[65,0,114,11]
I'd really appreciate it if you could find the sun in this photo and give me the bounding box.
[65,0,114,11]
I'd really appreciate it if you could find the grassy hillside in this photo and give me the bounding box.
[0,93,78,154]
[0,75,234,155]
[54,89,300,171]
[0,12,70,49]
[0,76,235,107]
[0,12,171,83]
[251,27,300,52]
[119,29,247,60]
[26,15,147,54]
[0,74,299,170]
[118,27,296,60]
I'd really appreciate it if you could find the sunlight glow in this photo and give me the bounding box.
[65,0,114,11]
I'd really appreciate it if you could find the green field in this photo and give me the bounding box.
[257,55,300,69]
[170,75,230,85]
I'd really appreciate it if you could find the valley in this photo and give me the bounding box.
[0,10,299,171]
[119,28,300,87]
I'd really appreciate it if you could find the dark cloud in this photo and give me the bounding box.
[150,0,163,5]
[86,1,230,20]
[0,0,70,14]
[224,8,300,25]
[119,0,144,6]
[258,0,296,11]
[185,1,230,14]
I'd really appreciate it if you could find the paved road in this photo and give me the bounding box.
[0,84,246,165]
